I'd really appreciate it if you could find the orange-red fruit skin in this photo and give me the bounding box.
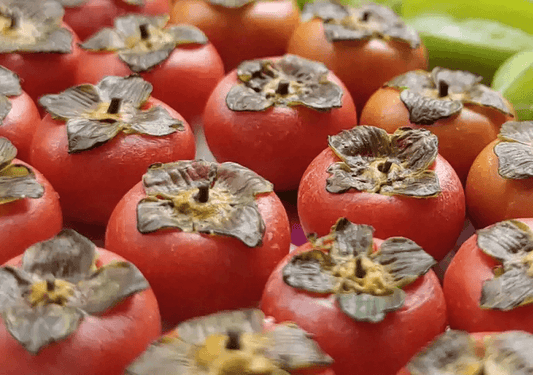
[0,159,62,265]
[105,183,291,325]
[360,87,514,184]
[287,19,428,114]
[0,248,161,375]
[203,62,358,192]
[297,148,465,261]
[260,241,448,375]
[443,218,533,333]
[29,97,196,226]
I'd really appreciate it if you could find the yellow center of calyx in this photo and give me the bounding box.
[523,251,533,277]
[0,13,42,46]
[169,186,234,221]
[28,279,75,307]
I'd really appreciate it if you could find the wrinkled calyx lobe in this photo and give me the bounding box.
[494,121,533,180]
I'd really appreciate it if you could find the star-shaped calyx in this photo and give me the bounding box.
[126,309,333,375]
[301,1,420,48]
[39,75,184,153]
[326,125,441,197]
[475,220,533,311]
[0,229,149,354]
[493,121,533,179]
[385,67,514,125]
[136,160,274,247]
[80,14,208,72]
[282,218,436,323]
[58,0,145,6]
[226,54,343,112]
[0,65,20,123]
[406,330,533,375]
[0,137,44,205]
[0,0,72,53]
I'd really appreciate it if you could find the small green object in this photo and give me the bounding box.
[492,50,533,121]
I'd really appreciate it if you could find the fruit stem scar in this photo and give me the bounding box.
[139,24,149,40]
[46,279,55,292]
[107,98,122,114]
[225,330,241,350]
[276,80,290,96]
[361,11,370,22]
[355,257,366,278]
[378,160,392,174]
[438,80,449,98]
[195,183,210,203]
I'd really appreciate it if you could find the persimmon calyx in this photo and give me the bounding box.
[493,121,533,179]
[205,0,256,8]
[476,220,533,310]
[326,126,441,197]
[39,75,184,153]
[80,14,208,72]
[126,309,333,375]
[302,1,420,48]
[0,0,72,53]
[0,137,44,205]
[136,160,273,247]
[0,229,149,354]
[58,0,145,7]
[385,67,514,125]
[282,218,436,323]
[0,65,20,124]
[226,54,343,112]
[406,330,533,375]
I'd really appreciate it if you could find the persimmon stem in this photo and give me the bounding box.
[361,11,371,22]
[276,80,290,96]
[225,330,241,350]
[107,98,121,114]
[438,80,449,98]
[195,183,210,203]
[355,258,366,279]
[139,24,150,40]
[46,279,55,292]
[9,14,17,29]
[378,160,392,174]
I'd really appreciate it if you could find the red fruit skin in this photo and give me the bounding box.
[0,247,162,375]
[105,181,291,325]
[287,19,428,115]
[76,43,224,125]
[203,61,358,192]
[0,23,82,105]
[260,241,448,375]
[29,97,196,226]
[443,218,533,333]
[360,87,514,184]
[0,90,41,163]
[63,0,170,41]
[170,0,300,72]
[0,159,62,264]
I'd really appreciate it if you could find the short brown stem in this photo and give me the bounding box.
[8,13,17,29]
[225,330,241,350]
[195,183,209,203]
[378,160,392,174]
[46,279,55,292]
[107,98,121,114]
[139,24,150,40]
[361,11,371,22]
[276,80,290,96]
[438,80,449,98]
[355,258,366,279]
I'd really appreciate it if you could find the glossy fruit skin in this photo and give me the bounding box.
[466,139,533,228]
[443,218,533,333]
[297,148,465,261]
[0,23,82,106]
[76,43,225,125]
[0,247,161,375]
[287,19,428,115]
[260,240,448,375]
[169,0,300,72]
[0,159,62,265]
[63,0,170,41]
[360,87,514,184]
[203,61,358,192]
[105,182,291,325]
[0,90,41,163]
[29,97,196,226]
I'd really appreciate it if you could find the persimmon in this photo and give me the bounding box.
[360,67,515,183]
[466,121,533,228]
[287,2,427,114]
[169,0,300,72]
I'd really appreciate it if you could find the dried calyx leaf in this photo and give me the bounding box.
[136,160,273,247]
[0,229,149,354]
[407,330,533,375]
[39,75,184,153]
[58,0,145,7]
[126,309,333,375]
[0,0,72,53]
[494,121,533,179]
[476,220,533,311]
[385,67,514,125]
[326,125,441,198]
[0,137,44,205]
[226,54,343,112]
[205,0,255,8]
[282,218,435,323]
[302,1,420,48]
[80,14,208,72]
[0,65,20,124]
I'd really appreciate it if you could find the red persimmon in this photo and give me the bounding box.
[443,218,533,333]
[30,75,195,226]
[297,126,465,261]
[260,218,447,375]
[203,54,358,191]
[169,0,300,72]
[0,229,161,375]
[105,160,291,325]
